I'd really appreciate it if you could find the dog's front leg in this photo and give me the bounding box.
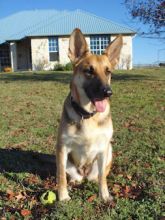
[97,151,113,202]
[57,146,71,201]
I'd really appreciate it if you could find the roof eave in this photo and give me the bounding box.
[1,31,136,44]
[28,32,136,38]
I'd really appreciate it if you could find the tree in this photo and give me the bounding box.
[124,0,165,39]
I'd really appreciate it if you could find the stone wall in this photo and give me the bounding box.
[31,38,52,71]
[30,35,133,70]
[111,35,133,70]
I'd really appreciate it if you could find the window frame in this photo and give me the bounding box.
[90,35,110,55]
[48,37,59,62]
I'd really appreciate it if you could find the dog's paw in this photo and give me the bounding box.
[103,194,113,202]
[69,175,83,185]
[58,190,71,201]
[99,188,113,202]
[100,193,113,202]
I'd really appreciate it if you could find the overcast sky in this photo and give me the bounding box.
[0,0,164,64]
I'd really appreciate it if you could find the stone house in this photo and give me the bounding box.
[0,9,136,71]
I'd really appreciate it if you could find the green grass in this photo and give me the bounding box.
[0,68,164,219]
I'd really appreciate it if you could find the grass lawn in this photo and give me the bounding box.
[0,68,164,219]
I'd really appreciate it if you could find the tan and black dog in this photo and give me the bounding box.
[56,29,123,202]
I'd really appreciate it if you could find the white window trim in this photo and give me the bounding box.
[48,37,59,52]
[90,35,111,55]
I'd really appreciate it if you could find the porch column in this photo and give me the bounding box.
[10,42,17,72]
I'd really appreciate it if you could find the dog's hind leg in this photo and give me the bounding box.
[66,160,83,183]
[87,160,98,182]
[87,144,113,182]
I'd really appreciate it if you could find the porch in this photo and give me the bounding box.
[0,38,32,72]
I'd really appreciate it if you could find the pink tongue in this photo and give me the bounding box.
[94,99,107,112]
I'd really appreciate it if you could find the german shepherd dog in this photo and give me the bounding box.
[56,29,123,202]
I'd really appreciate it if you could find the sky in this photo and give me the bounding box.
[0,0,164,65]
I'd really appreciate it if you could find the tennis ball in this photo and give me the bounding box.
[40,191,56,205]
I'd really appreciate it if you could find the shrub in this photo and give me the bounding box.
[54,63,65,71]
[54,63,73,71]
[65,62,73,71]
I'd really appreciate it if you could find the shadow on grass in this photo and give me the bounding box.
[0,148,56,179]
[0,72,72,84]
[0,148,155,203]
[112,73,147,81]
[0,71,159,84]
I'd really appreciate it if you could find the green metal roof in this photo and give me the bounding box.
[0,9,136,44]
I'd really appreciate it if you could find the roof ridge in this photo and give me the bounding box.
[74,9,136,33]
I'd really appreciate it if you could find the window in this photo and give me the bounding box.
[90,35,110,55]
[48,37,59,61]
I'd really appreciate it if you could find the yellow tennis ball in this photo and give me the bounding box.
[40,191,56,205]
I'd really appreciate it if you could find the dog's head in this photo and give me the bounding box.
[68,28,123,113]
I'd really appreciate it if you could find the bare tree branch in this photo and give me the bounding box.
[124,0,165,39]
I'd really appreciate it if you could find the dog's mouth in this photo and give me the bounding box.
[83,80,112,113]
[92,98,108,112]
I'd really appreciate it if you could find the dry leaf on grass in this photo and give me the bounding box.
[87,194,97,202]
[12,141,28,149]
[21,209,31,217]
[6,189,15,200]
[15,192,27,201]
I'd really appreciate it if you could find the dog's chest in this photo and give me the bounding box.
[63,119,113,166]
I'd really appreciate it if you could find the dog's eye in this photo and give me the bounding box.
[105,68,112,76]
[84,66,94,76]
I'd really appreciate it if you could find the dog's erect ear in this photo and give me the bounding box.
[104,35,123,68]
[68,28,89,63]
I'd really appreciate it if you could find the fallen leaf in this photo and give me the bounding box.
[161,106,165,111]
[21,209,31,217]
[125,185,131,193]
[15,192,26,201]
[113,151,122,157]
[87,194,97,202]
[124,122,131,128]
[109,200,116,208]
[25,174,40,185]
[43,178,57,189]
[118,174,124,178]
[47,135,54,145]
[6,189,15,200]
[9,216,15,220]
[143,163,151,168]
[127,175,132,180]
[10,128,26,137]
[29,196,38,209]
[131,182,137,187]
[158,156,165,161]
[12,141,28,149]
[112,184,121,197]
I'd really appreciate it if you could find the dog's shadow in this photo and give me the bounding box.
[0,148,56,179]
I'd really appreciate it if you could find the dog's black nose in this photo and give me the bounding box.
[103,86,113,97]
